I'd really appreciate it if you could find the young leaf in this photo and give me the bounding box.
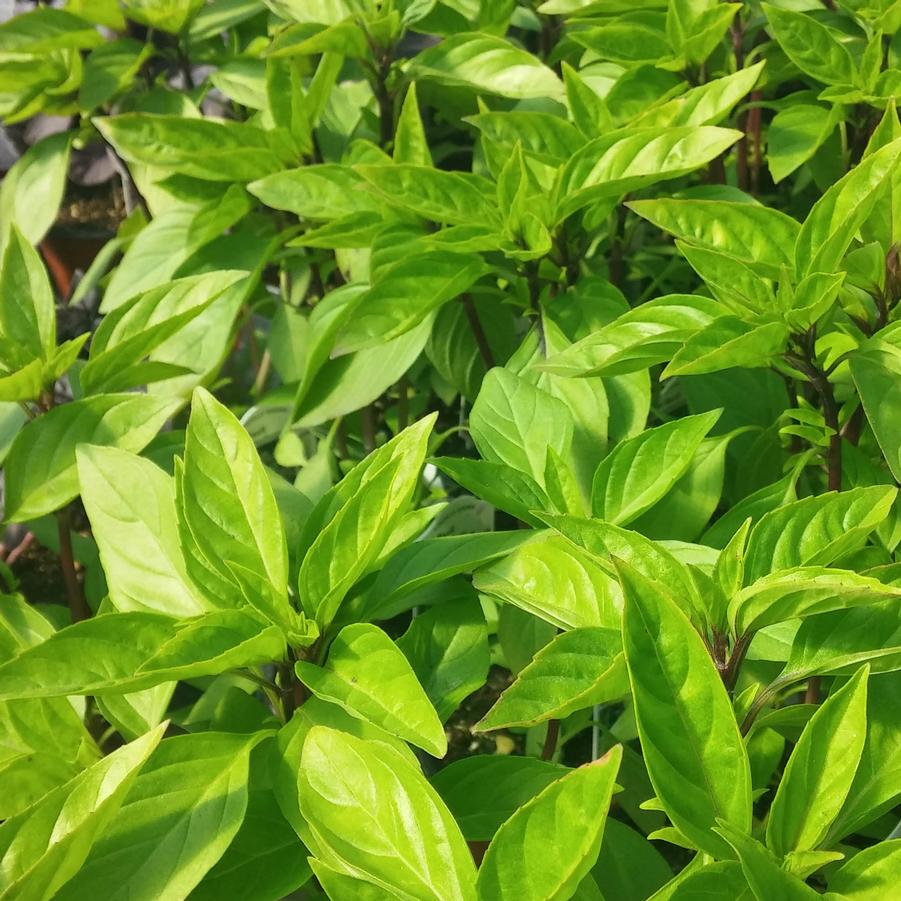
[766,665,869,856]
[296,623,447,757]
[592,410,721,525]
[298,726,477,900]
[77,445,207,617]
[475,627,627,730]
[178,387,289,615]
[298,415,433,625]
[715,821,822,901]
[54,731,269,901]
[477,746,622,901]
[4,393,182,522]
[394,82,432,166]
[0,723,165,901]
[619,560,752,858]
[794,139,901,277]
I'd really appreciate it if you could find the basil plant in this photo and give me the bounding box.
[0,0,900,898]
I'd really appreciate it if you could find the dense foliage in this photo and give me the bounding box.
[1,0,901,898]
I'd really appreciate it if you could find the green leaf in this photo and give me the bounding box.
[0,8,104,52]
[571,14,670,66]
[619,560,752,858]
[636,63,765,129]
[630,431,738,543]
[0,225,56,368]
[77,445,206,617]
[101,187,252,311]
[80,38,150,111]
[663,318,789,378]
[430,755,568,841]
[470,367,574,487]
[794,139,901,277]
[768,103,838,184]
[828,841,901,898]
[178,387,290,618]
[0,723,165,901]
[4,393,182,522]
[0,131,72,246]
[715,821,822,901]
[541,514,705,626]
[298,726,477,899]
[474,532,620,631]
[81,271,247,395]
[95,683,174,743]
[477,746,622,901]
[592,410,720,525]
[539,294,722,378]
[335,251,488,353]
[828,672,901,842]
[556,127,741,221]
[293,315,434,428]
[364,531,531,618]
[782,600,901,685]
[592,820,672,901]
[296,623,447,756]
[274,696,420,839]
[411,32,563,100]
[298,416,433,625]
[628,198,800,279]
[355,164,499,227]
[766,665,869,856]
[850,337,901,481]
[397,598,489,722]
[0,610,285,698]
[121,0,205,33]
[730,567,901,635]
[762,5,857,88]
[394,83,432,166]
[467,109,585,165]
[95,114,288,182]
[475,627,626,730]
[248,164,381,220]
[743,487,897,583]
[54,731,268,901]
[190,785,310,901]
